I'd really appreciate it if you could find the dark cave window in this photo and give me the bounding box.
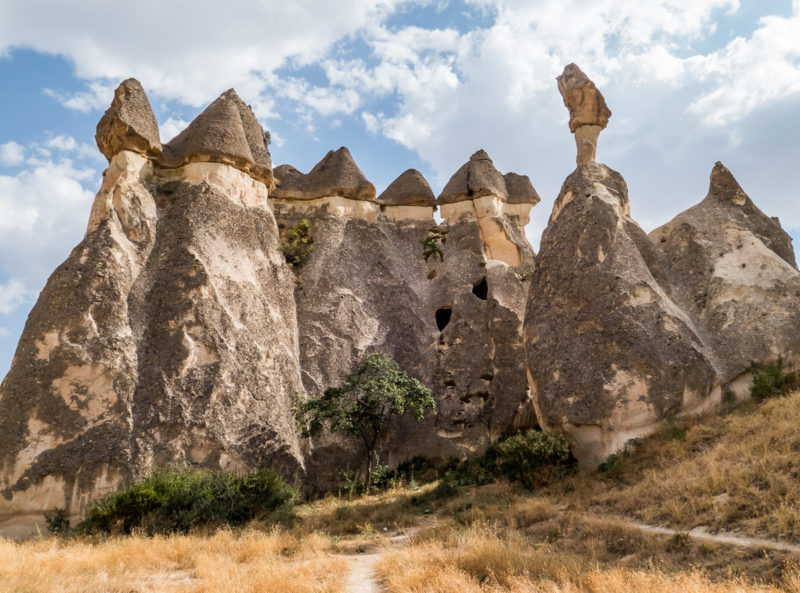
[435,307,452,331]
[472,277,488,300]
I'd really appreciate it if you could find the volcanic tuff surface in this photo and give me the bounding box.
[1,72,799,536]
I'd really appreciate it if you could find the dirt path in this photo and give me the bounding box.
[344,551,384,593]
[341,530,417,593]
[610,517,800,553]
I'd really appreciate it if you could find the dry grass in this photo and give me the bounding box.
[378,521,800,593]
[546,391,800,542]
[0,527,345,593]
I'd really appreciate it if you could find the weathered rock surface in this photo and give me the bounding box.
[272,155,537,490]
[163,89,274,188]
[556,63,611,166]
[96,78,162,160]
[524,163,719,467]
[650,162,800,392]
[272,147,376,201]
[437,150,537,266]
[556,63,611,132]
[0,84,303,537]
[377,169,436,206]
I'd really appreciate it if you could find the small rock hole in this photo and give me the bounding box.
[472,277,488,300]
[436,307,452,331]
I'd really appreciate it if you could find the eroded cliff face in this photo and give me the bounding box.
[0,81,305,536]
[270,149,539,489]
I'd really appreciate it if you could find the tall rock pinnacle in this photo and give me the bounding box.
[556,64,611,167]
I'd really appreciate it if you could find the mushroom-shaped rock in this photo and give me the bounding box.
[271,147,375,201]
[556,63,612,166]
[438,150,507,204]
[503,172,540,205]
[96,78,161,161]
[377,169,435,206]
[163,89,273,186]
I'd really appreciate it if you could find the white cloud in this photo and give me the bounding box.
[0,141,25,166]
[159,117,189,144]
[687,6,800,125]
[0,158,98,290]
[0,0,406,109]
[0,327,9,337]
[0,279,26,315]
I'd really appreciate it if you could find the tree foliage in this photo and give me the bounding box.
[294,352,436,487]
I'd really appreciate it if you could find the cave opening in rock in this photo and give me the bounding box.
[472,277,488,300]
[435,307,452,331]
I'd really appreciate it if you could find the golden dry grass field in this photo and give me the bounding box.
[2,390,800,593]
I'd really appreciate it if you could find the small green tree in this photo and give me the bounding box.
[294,352,436,489]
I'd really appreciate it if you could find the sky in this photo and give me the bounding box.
[0,0,799,376]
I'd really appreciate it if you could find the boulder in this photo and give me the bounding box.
[95,78,162,160]
[163,89,273,187]
[503,172,541,205]
[524,163,719,467]
[556,64,612,166]
[377,169,436,207]
[650,162,800,392]
[438,149,508,204]
[272,147,375,201]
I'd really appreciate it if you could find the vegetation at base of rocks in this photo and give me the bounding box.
[748,355,798,401]
[279,219,314,267]
[74,467,297,536]
[6,391,800,592]
[432,429,575,492]
[294,352,436,489]
[43,508,69,536]
[421,226,449,261]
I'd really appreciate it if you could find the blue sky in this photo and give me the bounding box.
[1,0,799,376]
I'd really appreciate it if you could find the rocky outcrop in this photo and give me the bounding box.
[272,147,375,201]
[650,162,800,394]
[524,163,719,467]
[162,89,274,188]
[556,63,611,166]
[96,78,162,160]
[437,150,539,266]
[377,169,435,206]
[0,80,304,536]
[271,155,538,489]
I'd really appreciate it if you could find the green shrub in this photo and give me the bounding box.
[280,219,314,266]
[492,429,574,489]
[421,227,448,261]
[749,356,798,401]
[437,429,574,491]
[75,467,297,536]
[44,508,70,535]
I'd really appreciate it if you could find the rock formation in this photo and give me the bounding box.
[523,66,800,468]
[270,149,539,489]
[0,80,305,537]
[650,162,800,394]
[524,163,719,466]
[556,63,611,166]
[2,71,799,534]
